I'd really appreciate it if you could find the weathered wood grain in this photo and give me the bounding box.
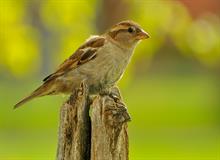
[56,84,130,160]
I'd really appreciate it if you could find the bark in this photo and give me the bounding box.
[56,82,91,160]
[91,87,131,160]
[56,83,130,160]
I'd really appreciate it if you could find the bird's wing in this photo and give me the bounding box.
[43,36,106,82]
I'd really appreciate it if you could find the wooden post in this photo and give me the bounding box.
[56,83,131,160]
[56,82,91,160]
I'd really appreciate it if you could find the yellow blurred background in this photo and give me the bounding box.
[0,0,220,159]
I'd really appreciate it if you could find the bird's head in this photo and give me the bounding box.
[107,20,150,48]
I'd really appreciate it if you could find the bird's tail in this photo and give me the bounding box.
[14,81,54,109]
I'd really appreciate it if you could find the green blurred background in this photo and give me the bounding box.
[0,0,220,159]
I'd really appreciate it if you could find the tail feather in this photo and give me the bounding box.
[14,82,53,109]
[14,93,40,109]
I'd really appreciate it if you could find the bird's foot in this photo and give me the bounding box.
[99,87,121,103]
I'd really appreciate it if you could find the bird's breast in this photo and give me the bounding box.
[76,41,134,93]
[100,44,133,86]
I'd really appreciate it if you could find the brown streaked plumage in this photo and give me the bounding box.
[14,20,149,109]
[43,37,105,82]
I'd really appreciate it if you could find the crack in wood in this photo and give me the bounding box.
[57,83,130,160]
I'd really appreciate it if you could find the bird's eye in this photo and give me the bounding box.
[128,27,134,33]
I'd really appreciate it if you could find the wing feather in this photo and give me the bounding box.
[43,36,105,82]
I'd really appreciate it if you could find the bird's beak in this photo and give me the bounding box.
[136,29,150,40]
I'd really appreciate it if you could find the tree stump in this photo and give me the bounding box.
[56,82,91,160]
[56,82,131,160]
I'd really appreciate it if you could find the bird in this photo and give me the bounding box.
[14,20,149,109]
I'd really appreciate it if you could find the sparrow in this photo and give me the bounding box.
[14,20,149,108]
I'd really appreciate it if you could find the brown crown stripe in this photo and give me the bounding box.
[109,28,129,39]
[109,21,142,39]
[116,20,140,28]
[118,22,135,27]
